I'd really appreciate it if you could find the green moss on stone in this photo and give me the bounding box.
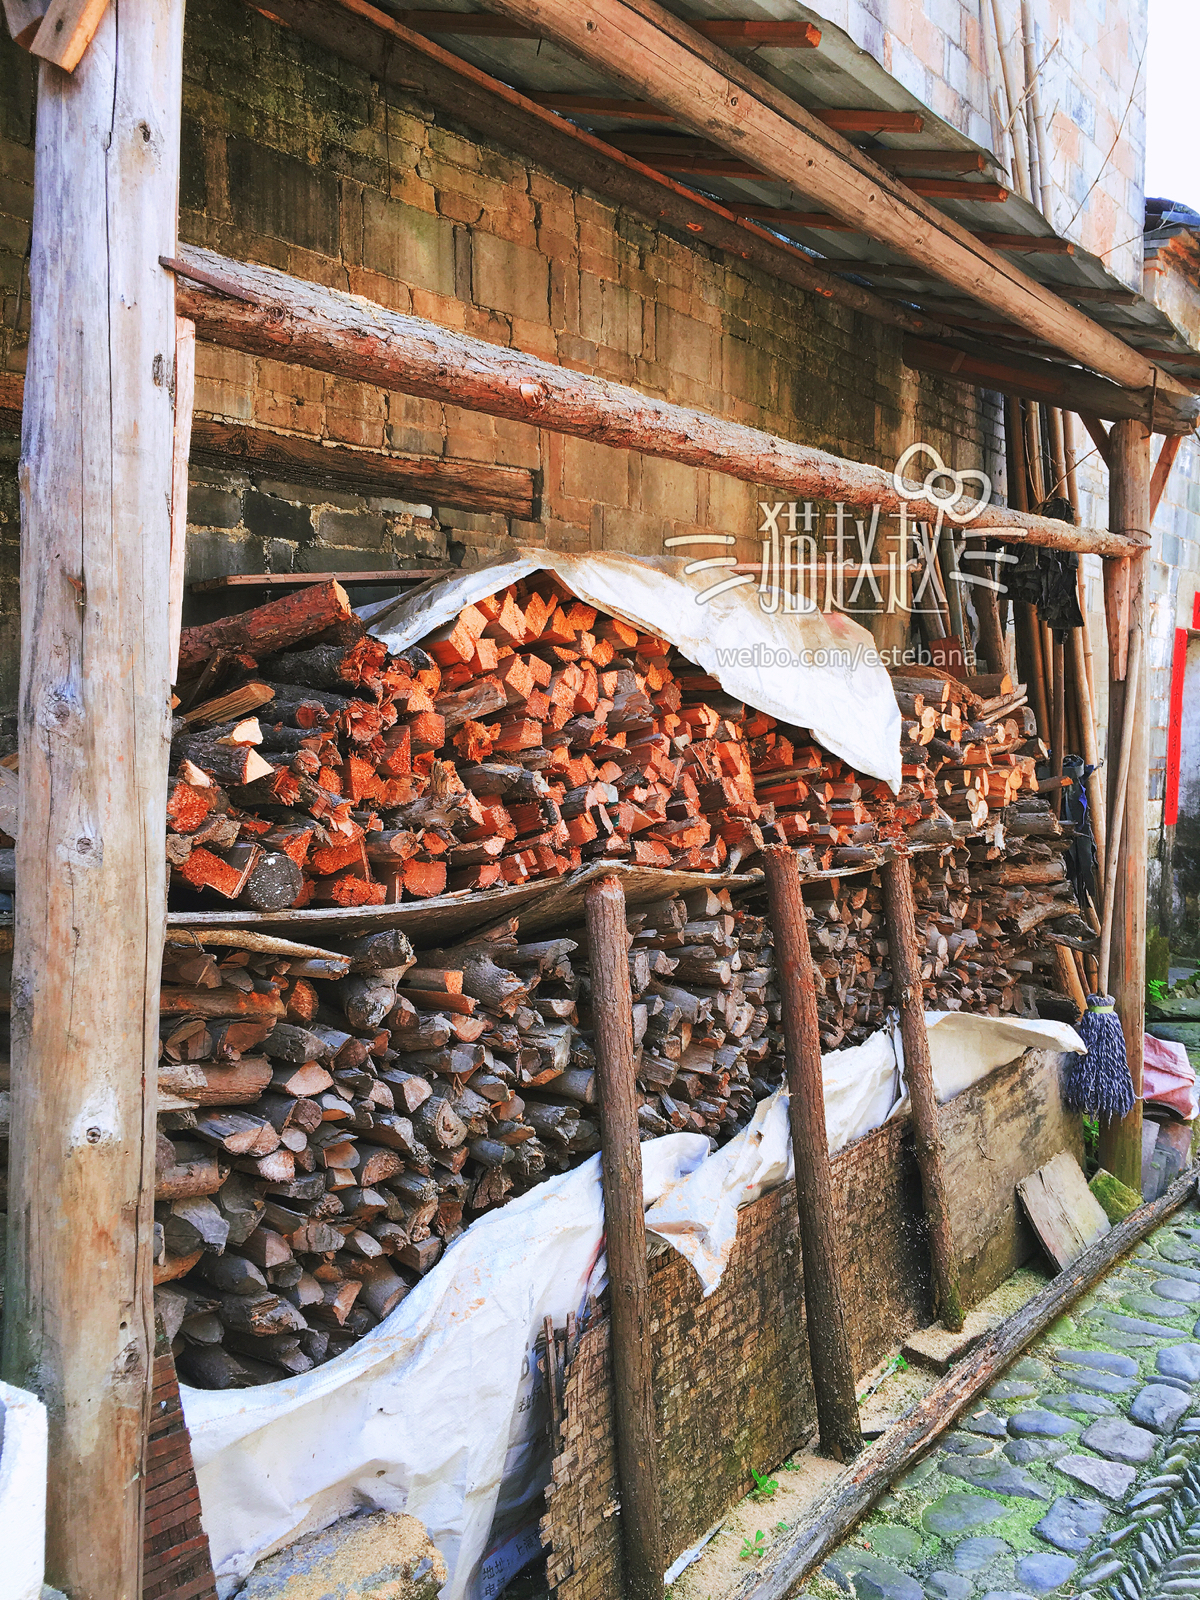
[1091,1168,1143,1223]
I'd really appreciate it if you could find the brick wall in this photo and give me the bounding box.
[0,0,997,711]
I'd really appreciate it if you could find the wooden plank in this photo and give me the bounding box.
[585,875,664,1599]
[29,0,108,69]
[191,568,447,591]
[479,0,1184,398]
[974,232,1075,252]
[731,1169,1199,1600]
[1017,1150,1111,1270]
[169,317,196,684]
[168,244,1156,554]
[529,96,924,133]
[3,7,184,1595]
[391,8,821,44]
[189,416,537,516]
[1150,432,1184,520]
[902,337,1193,433]
[762,845,862,1460]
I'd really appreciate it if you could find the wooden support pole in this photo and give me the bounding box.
[168,247,1145,559]
[880,854,965,1332]
[761,846,862,1462]
[584,875,664,1600]
[2,4,185,1596]
[1098,418,1150,1192]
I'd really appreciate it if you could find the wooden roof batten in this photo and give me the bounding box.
[469,0,1191,406]
[254,0,1197,434]
[165,244,1144,558]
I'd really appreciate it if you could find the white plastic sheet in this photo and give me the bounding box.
[359,549,901,789]
[186,1014,1083,1597]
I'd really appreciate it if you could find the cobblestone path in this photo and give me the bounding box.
[809,1206,1200,1600]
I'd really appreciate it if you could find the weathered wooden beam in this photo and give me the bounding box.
[479,0,1186,398]
[610,135,984,175]
[529,96,925,134]
[974,233,1074,252]
[252,0,949,345]
[0,375,539,516]
[2,4,184,1596]
[1150,433,1184,521]
[1079,412,1113,469]
[880,854,964,1330]
[167,243,1148,557]
[902,337,1198,435]
[584,875,664,1600]
[762,846,862,1462]
[1098,418,1151,1193]
[730,1169,1199,1600]
[392,8,821,44]
[191,416,538,516]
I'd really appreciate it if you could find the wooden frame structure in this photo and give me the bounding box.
[0,0,1160,1590]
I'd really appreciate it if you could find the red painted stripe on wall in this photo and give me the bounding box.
[1166,626,1188,827]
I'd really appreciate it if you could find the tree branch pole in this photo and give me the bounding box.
[585,875,664,1600]
[762,846,863,1462]
[169,247,1146,559]
[881,854,965,1331]
[2,3,185,1594]
[1098,418,1151,1192]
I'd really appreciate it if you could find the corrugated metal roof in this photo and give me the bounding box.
[372,0,1200,385]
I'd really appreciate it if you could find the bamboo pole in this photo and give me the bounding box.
[762,847,862,1461]
[585,875,664,1599]
[1021,0,1055,222]
[988,0,1033,201]
[1052,634,1066,817]
[1099,623,1144,991]
[2,4,185,1593]
[1098,418,1151,1192]
[881,855,964,1331]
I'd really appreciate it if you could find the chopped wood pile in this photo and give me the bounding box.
[166,577,982,911]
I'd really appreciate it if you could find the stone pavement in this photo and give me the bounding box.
[810,1207,1200,1600]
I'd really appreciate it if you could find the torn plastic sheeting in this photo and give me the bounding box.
[358,548,902,789]
[184,1132,710,1600]
[646,1012,1085,1297]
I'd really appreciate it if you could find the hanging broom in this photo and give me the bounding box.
[1064,624,1142,1120]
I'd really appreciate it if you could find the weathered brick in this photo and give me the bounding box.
[361,193,455,296]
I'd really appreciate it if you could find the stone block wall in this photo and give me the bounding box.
[0,0,996,711]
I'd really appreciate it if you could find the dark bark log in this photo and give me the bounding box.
[761,846,863,1462]
[881,854,964,1331]
[585,874,665,1599]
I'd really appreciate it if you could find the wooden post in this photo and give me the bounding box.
[761,847,862,1461]
[1051,634,1066,817]
[1098,418,1150,1191]
[881,854,965,1331]
[584,875,664,1600]
[2,5,184,1596]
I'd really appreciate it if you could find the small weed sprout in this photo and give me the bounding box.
[740,1530,768,1560]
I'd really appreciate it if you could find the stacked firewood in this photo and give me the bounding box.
[894,665,1042,833]
[165,576,967,911]
[150,890,796,1388]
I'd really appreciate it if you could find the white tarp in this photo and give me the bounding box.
[358,549,902,789]
[186,1013,1083,1598]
